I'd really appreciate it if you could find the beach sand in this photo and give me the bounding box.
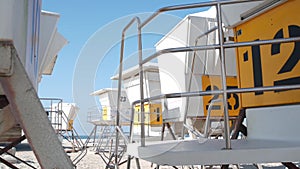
[0,140,297,169]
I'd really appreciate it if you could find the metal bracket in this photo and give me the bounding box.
[0,41,14,76]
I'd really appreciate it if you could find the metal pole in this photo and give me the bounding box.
[129,105,135,143]
[123,0,295,153]
[93,125,97,146]
[138,22,146,147]
[115,30,125,169]
[116,17,141,168]
[140,0,263,28]
[131,84,300,105]
[216,2,231,149]
[141,36,300,65]
[182,26,218,138]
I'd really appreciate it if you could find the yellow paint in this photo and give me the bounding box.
[102,107,108,120]
[67,120,73,131]
[134,103,162,126]
[235,0,300,107]
[202,75,241,117]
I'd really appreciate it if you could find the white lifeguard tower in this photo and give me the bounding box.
[90,88,131,123]
[155,6,240,136]
[123,0,300,169]
[0,1,73,168]
[111,62,163,136]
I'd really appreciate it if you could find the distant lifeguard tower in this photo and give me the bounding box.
[111,62,165,136]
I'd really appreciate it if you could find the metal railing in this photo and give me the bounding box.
[40,98,87,166]
[116,17,142,167]
[116,0,300,168]
[40,98,63,134]
[183,26,218,137]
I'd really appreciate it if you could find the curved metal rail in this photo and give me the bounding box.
[116,0,300,168]
[116,17,142,168]
[119,0,300,149]
[133,0,263,149]
[183,26,218,137]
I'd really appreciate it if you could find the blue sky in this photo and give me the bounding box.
[40,0,209,135]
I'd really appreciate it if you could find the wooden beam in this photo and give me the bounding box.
[0,41,74,169]
[0,106,17,136]
[0,127,21,143]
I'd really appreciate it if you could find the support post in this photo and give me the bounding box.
[0,41,74,169]
[216,2,231,149]
[166,123,176,140]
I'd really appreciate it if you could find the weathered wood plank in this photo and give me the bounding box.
[0,42,74,169]
[0,106,17,136]
[0,126,21,143]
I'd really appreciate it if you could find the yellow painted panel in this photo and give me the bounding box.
[202,75,241,117]
[67,120,73,131]
[134,104,149,125]
[102,107,108,120]
[149,104,163,126]
[134,103,162,126]
[235,0,300,107]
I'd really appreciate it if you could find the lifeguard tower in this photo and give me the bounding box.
[0,1,74,168]
[90,88,131,123]
[156,6,239,137]
[111,62,164,136]
[113,0,300,168]
[89,88,131,167]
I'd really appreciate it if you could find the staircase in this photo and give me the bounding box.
[88,124,128,168]
[40,98,87,165]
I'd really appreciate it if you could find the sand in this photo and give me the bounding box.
[0,140,298,169]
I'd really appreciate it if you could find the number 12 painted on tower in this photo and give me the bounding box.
[245,25,300,95]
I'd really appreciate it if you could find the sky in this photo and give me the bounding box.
[40,0,209,135]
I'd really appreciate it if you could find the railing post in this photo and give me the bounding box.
[182,26,218,138]
[115,31,125,169]
[116,17,141,169]
[138,24,145,147]
[216,2,231,149]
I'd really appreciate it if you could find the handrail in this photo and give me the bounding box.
[116,126,129,144]
[139,0,263,28]
[183,26,218,138]
[216,1,231,149]
[129,83,300,146]
[58,110,87,165]
[142,36,300,64]
[40,98,87,166]
[138,36,300,141]
[131,84,300,105]
[116,16,142,168]
[204,99,222,138]
[183,124,203,138]
[129,102,136,145]
[40,98,63,133]
[119,0,295,158]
